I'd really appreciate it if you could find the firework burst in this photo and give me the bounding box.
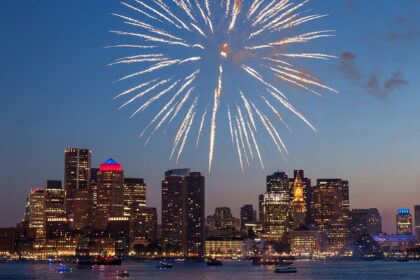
[109,0,337,172]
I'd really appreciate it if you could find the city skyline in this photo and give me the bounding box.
[1,0,420,235]
[2,146,418,237]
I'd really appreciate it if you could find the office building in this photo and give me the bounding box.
[396,208,412,235]
[123,178,146,217]
[313,179,350,252]
[64,148,91,214]
[130,206,158,248]
[27,189,45,239]
[94,159,125,230]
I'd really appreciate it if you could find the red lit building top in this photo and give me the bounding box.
[99,158,123,172]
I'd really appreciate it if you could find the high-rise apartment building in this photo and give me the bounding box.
[162,169,205,258]
[94,159,124,230]
[313,179,350,252]
[396,208,412,235]
[64,148,91,214]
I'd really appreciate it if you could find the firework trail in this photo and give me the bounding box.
[110,0,337,171]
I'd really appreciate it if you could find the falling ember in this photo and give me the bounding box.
[110,0,337,171]
[220,43,232,59]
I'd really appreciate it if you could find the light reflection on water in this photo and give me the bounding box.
[1,260,419,280]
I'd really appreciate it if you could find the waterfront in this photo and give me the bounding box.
[0,261,419,280]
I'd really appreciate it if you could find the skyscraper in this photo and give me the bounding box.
[240,204,256,231]
[72,188,93,230]
[44,180,65,221]
[262,172,292,242]
[27,189,45,239]
[123,178,146,217]
[94,159,124,230]
[291,170,313,225]
[292,172,306,229]
[266,171,289,193]
[64,148,91,214]
[415,205,420,243]
[313,179,350,252]
[162,169,205,258]
[396,208,412,235]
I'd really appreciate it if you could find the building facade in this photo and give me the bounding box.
[415,205,420,243]
[94,159,125,230]
[161,169,205,258]
[396,208,412,235]
[350,208,382,240]
[313,179,350,252]
[64,148,91,214]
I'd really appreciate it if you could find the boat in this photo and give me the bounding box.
[156,261,173,268]
[274,264,298,274]
[117,270,130,278]
[206,258,223,266]
[76,255,122,266]
[396,257,409,262]
[55,264,73,273]
[175,258,186,263]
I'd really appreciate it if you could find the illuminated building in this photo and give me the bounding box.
[243,221,263,239]
[350,208,382,240]
[262,171,292,242]
[44,180,65,221]
[107,216,130,239]
[72,188,93,230]
[291,170,313,225]
[396,208,412,235]
[123,178,146,217]
[373,233,416,252]
[291,171,306,229]
[90,168,99,208]
[94,159,124,230]
[45,217,72,239]
[415,205,420,244]
[266,171,289,193]
[130,206,158,248]
[313,179,350,252]
[162,169,205,258]
[262,193,291,242]
[290,227,321,257]
[205,237,244,258]
[240,204,256,231]
[64,148,91,214]
[27,189,45,239]
[207,207,241,238]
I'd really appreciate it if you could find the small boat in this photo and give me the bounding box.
[117,270,130,278]
[55,264,72,273]
[207,259,223,266]
[274,264,297,274]
[156,261,173,268]
[175,258,186,263]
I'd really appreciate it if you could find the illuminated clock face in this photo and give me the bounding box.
[295,187,303,198]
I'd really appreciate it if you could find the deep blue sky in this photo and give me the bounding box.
[1,0,419,233]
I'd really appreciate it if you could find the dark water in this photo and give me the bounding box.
[1,260,419,280]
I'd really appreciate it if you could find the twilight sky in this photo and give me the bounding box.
[0,0,420,234]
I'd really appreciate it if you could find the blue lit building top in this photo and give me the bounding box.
[398,208,410,215]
